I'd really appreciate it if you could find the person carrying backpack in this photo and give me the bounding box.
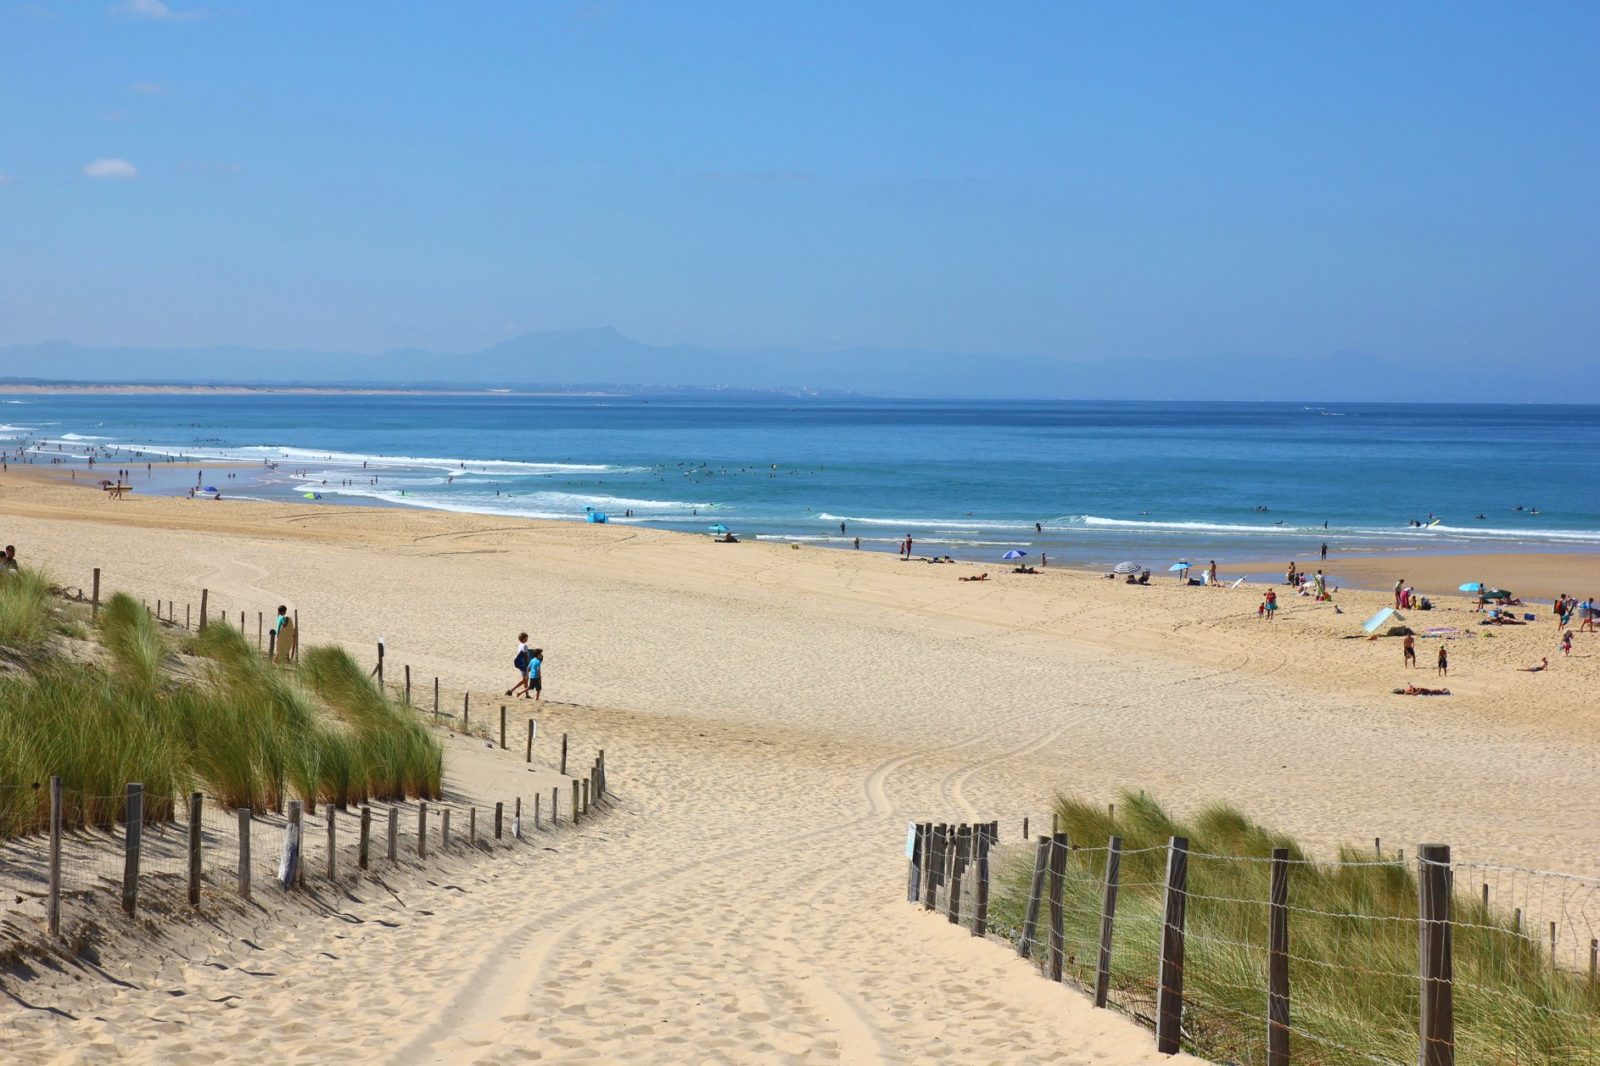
[507,632,532,697]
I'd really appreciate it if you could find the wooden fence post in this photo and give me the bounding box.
[326,807,337,879]
[526,720,534,762]
[441,809,451,849]
[560,733,568,775]
[514,797,523,838]
[187,791,203,906]
[122,782,143,916]
[470,807,478,846]
[1023,816,1029,841]
[199,588,208,631]
[572,780,581,824]
[91,567,101,617]
[947,825,969,925]
[417,802,427,858]
[1048,831,1069,982]
[532,793,539,832]
[973,823,992,938]
[1094,835,1123,1007]
[434,676,440,718]
[257,611,263,650]
[907,822,926,903]
[1268,846,1291,1066]
[582,778,590,816]
[237,807,252,901]
[923,824,944,912]
[47,776,62,937]
[1156,835,1190,1055]
[1019,835,1049,959]
[292,609,299,662]
[358,806,371,870]
[1418,843,1455,1066]
[597,749,606,798]
[387,807,398,861]
[463,693,470,731]
[405,665,411,706]
[282,800,303,889]
[187,603,191,629]
[551,787,559,825]
[499,706,506,749]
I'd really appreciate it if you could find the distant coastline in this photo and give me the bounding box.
[0,382,626,397]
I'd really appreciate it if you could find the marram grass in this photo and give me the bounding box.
[0,571,443,835]
[988,791,1600,1064]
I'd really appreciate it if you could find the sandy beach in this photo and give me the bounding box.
[1,470,1596,1062]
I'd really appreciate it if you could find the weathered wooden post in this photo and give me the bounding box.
[499,705,507,749]
[122,782,144,915]
[469,807,478,846]
[441,808,451,849]
[386,807,398,861]
[281,800,303,888]
[199,588,209,631]
[597,749,606,798]
[1155,836,1190,1055]
[434,676,440,718]
[417,802,428,858]
[1048,831,1069,981]
[551,787,559,826]
[358,806,371,870]
[494,802,503,840]
[572,780,581,824]
[973,823,992,938]
[1418,843,1455,1066]
[325,807,337,879]
[237,807,252,901]
[187,791,203,906]
[907,822,926,903]
[404,664,412,705]
[1268,847,1291,1066]
[923,824,944,912]
[47,776,62,937]
[526,720,534,762]
[91,567,101,617]
[582,778,590,816]
[1094,835,1123,1007]
[463,692,470,731]
[1019,835,1049,960]
[560,733,569,775]
[947,825,969,926]
[257,611,263,650]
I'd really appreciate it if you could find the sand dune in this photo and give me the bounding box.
[1,472,1595,1061]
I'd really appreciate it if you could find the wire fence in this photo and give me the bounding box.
[906,822,1600,1065]
[0,756,609,945]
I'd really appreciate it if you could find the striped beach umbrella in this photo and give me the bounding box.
[1002,549,1028,561]
[1112,561,1142,575]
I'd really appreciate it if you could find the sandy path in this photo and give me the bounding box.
[2,480,1596,1061]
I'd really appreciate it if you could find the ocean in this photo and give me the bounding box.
[3,394,1598,568]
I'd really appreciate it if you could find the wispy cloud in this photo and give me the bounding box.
[84,158,139,180]
[128,81,168,94]
[111,0,202,21]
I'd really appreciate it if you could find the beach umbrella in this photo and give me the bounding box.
[1362,607,1404,634]
[1002,549,1027,561]
[1169,561,1191,571]
[1458,582,1483,593]
[202,485,218,493]
[1112,561,1142,575]
[709,523,729,534]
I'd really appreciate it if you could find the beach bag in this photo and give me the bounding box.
[514,649,530,671]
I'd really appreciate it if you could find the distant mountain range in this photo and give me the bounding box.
[0,328,1583,402]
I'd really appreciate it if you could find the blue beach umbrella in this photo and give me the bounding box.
[202,485,218,493]
[1002,549,1027,561]
[1458,582,1483,593]
[1170,561,1191,571]
[709,523,729,534]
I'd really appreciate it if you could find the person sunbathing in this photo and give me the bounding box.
[1393,684,1451,696]
[1011,565,1038,574]
[1523,657,1549,672]
[959,573,989,582]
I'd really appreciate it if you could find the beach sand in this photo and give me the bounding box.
[1,470,1595,1062]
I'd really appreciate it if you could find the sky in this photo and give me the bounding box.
[1,2,1597,376]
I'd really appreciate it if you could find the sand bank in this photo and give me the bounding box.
[0,468,1594,1062]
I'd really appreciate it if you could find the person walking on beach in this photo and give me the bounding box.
[1206,561,1218,587]
[1403,633,1416,667]
[1262,588,1277,620]
[1561,630,1574,657]
[1394,579,1404,609]
[526,648,543,700]
[1436,644,1448,677]
[508,633,532,697]
[1582,597,1595,633]
[1320,542,1328,560]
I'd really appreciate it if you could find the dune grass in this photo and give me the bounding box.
[989,791,1600,1064]
[0,567,55,655]
[0,573,443,836]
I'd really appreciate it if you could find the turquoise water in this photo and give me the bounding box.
[3,395,1597,569]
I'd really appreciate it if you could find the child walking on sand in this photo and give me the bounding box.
[1437,645,1449,677]
[1403,633,1416,667]
[526,648,543,700]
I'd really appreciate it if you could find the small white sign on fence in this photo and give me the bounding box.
[905,822,917,858]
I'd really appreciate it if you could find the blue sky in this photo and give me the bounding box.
[1,2,1596,373]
